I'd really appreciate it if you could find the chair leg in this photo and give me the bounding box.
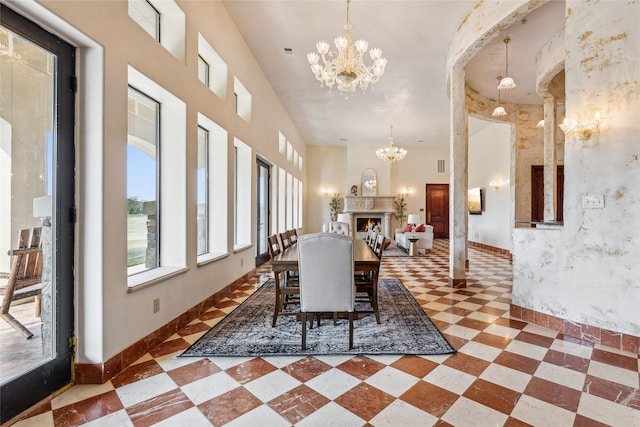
[348,312,354,349]
[301,312,307,350]
[0,313,34,339]
[272,274,282,327]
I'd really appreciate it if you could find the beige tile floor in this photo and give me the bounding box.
[11,240,640,426]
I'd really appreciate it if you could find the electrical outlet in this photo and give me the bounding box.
[582,195,604,209]
[153,298,160,313]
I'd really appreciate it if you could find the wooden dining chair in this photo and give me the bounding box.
[279,231,292,250]
[0,227,43,339]
[288,229,298,245]
[354,233,385,324]
[269,234,299,327]
[297,233,355,350]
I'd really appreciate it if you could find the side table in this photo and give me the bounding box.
[407,237,419,256]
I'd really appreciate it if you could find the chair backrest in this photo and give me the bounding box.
[322,222,351,235]
[5,228,43,289]
[288,229,298,245]
[373,233,387,259]
[297,233,355,313]
[267,234,281,260]
[366,229,377,247]
[279,232,291,250]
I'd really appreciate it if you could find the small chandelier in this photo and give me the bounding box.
[307,0,387,99]
[376,125,407,163]
[497,38,516,91]
[492,76,507,117]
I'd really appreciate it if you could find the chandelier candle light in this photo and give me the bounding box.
[307,0,387,99]
[376,125,407,163]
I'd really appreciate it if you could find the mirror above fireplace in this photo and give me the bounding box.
[361,169,377,197]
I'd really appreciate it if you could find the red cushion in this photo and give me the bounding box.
[403,223,413,233]
[415,224,426,232]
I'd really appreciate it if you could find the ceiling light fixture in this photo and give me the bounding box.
[492,77,507,117]
[376,125,407,163]
[497,38,516,91]
[307,0,387,99]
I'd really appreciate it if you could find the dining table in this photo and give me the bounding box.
[270,238,381,326]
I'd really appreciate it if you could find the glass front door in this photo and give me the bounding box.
[255,158,270,265]
[0,5,75,422]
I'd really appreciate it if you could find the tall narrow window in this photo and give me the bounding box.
[196,126,208,255]
[127,86,159,274]
[128,0,160,41]
[197,54,209,86]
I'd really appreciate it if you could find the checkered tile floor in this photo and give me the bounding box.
[14,240,640,426]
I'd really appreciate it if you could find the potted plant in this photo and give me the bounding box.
[393,193,407,225]
[329,192,343,221]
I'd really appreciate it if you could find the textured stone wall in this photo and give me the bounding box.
[513,0,640,337]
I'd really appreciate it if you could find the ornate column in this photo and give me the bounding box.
[449,65,467,288]
[543,96,557,222]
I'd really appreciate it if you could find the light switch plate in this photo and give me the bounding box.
[583,195,604,209]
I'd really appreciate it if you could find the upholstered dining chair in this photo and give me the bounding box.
[297,232,355,350]
[322,221,351,235]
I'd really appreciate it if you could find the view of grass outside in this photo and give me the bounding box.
[127,214,148,267]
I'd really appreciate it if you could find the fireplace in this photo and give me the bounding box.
[356,217,382,232]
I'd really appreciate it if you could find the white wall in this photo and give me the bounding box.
[469,122,512,250]
[306,143,449,233]
[17,0,306,363]
[512,0,640,337]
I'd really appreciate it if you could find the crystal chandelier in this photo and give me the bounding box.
[497,38,516,90]
[307,0,387,99]
[376,125,407,163]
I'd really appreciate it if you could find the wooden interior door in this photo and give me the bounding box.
[425,184,449,238]
[531,165,564,222]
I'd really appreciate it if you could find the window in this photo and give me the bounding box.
[233,77,251,122]
[278,168,286,232]
[197,55,209,87]
[197,113,228,262]
[128,0,159,41]
[278,132,286,155]
[196,126,208,255]
[127,65,186,288]
[197,33,227,99]
[128,0,185,63]
[127,86,159,274]
[234,138,251,248]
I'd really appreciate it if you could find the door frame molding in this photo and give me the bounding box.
[1,5,75,423]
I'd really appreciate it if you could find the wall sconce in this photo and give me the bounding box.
[321,188,331,197]
[536,120,544,128]
[559,112,602,140]
[489,179,509,190]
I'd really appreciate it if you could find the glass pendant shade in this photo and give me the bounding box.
[492,106,507,117]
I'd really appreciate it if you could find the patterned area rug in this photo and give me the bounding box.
[181,278,455,357]
[382,241,409,257]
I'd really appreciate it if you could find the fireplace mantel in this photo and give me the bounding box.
[341,196,395,238]
[343,196,395,214]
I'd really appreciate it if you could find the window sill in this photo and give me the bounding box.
[197,252,229,267]
[233,243,253,254]
[127,266,189,293]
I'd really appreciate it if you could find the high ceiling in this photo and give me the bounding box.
[222,0,566,150]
